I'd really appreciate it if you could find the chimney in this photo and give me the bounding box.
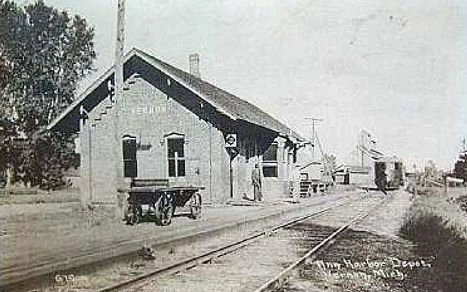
[189,53,200,78]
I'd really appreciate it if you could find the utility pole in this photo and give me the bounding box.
[114,0,126,216]
[305,117,323,161]
[308,121,335,184]
[115,0,125,93]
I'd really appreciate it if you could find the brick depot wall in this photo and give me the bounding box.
[78,75,300,207]
[79,78,230,205]
[231,148,258,200]
[263,179,290,201]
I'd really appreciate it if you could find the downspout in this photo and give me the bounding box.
[209,122,212,202]
[88,123,93,206]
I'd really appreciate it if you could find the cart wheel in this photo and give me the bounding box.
[125,206,134,225]
[134,206,143,223]
[189,192,202,219]
[126,205,142,225]
[155,194,174,226]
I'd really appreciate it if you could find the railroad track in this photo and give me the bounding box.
[97,192,388,292]
[254,194,388,292]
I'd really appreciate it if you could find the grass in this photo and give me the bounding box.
[399,211,462,256]
[399,191,467,292]
[455,195,467,213]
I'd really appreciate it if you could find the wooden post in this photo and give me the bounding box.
[229,148,237,199]
[230,157,234,198]
[79,106,92,209]
[444,174,448,196]
[115,0,125,182]
[114,0,126,219]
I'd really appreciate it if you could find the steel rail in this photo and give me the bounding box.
[253,195,389,292]
[97,194,362,292]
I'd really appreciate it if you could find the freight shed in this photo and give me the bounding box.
[47,48,306,213]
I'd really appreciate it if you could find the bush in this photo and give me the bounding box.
[2,130,79,190]
[399,211,467,291]
[399,212,462,256]
[435,238,467,291]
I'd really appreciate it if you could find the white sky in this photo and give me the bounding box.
[17,0,467,170]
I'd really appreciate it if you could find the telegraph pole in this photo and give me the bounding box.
[115,0,125,93]
[114,0,125,215]
[305,117,323,160]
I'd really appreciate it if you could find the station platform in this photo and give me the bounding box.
[0,189,358,288]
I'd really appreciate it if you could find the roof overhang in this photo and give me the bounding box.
[47,48,238,132]
[47,48,304,143]
[133,49,237,121]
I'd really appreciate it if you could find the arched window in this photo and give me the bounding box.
[122,135,137,178]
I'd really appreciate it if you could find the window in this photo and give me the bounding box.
[263,165,278,177]
[263,143,278,178]
[167,138,185,177]
[263,144,277,161]
[122,136,137,178]
[246,143,255,160]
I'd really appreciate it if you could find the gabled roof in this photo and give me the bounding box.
[48,48,304,141]
[335,165,371,174]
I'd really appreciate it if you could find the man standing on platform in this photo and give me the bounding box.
[251,163,262,202]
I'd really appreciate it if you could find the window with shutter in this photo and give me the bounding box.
[122,136,137,178]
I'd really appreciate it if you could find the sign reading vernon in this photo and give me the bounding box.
[127,105,167,115]
[225,134,237,148]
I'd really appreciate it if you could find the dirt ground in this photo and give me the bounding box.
[0,188,354,290]
[0,187,79,205]
[283,190,420,292]
[290,187,467,292]
[123,193,382,292]
[356,190,414,237]
[4,187,460,291]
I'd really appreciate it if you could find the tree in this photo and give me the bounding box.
[0,0,95,189]
[424,160,438,179]
[454,152,467,181]
[323,154,337,172]
[322,154,337,183]
[322,154,336,175]
[0,45,10,94]
[1,0,96,132]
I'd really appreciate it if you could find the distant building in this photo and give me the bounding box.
[298,160,333,195]
[337,130,404,189]
[47,48,306,209]
[446,176,464,187]
[335,165,372,186]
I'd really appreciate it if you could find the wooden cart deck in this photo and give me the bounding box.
[125,179,204,226]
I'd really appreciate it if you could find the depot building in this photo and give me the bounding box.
[48,48,306,208]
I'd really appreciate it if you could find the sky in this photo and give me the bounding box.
[16,0,467,170]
